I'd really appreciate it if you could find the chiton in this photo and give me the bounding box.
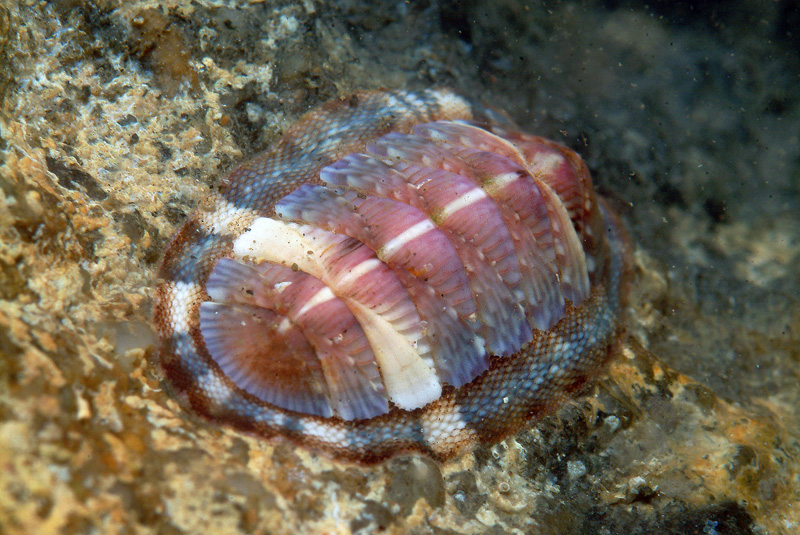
[153,88,630,463]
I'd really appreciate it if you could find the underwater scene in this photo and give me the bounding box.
[0,1,798,533]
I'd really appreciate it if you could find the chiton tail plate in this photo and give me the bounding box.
[153,88,630,464]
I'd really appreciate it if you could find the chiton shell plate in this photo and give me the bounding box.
[153,89,630,463]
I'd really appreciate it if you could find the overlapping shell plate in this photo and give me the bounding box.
[153,89,630,463]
